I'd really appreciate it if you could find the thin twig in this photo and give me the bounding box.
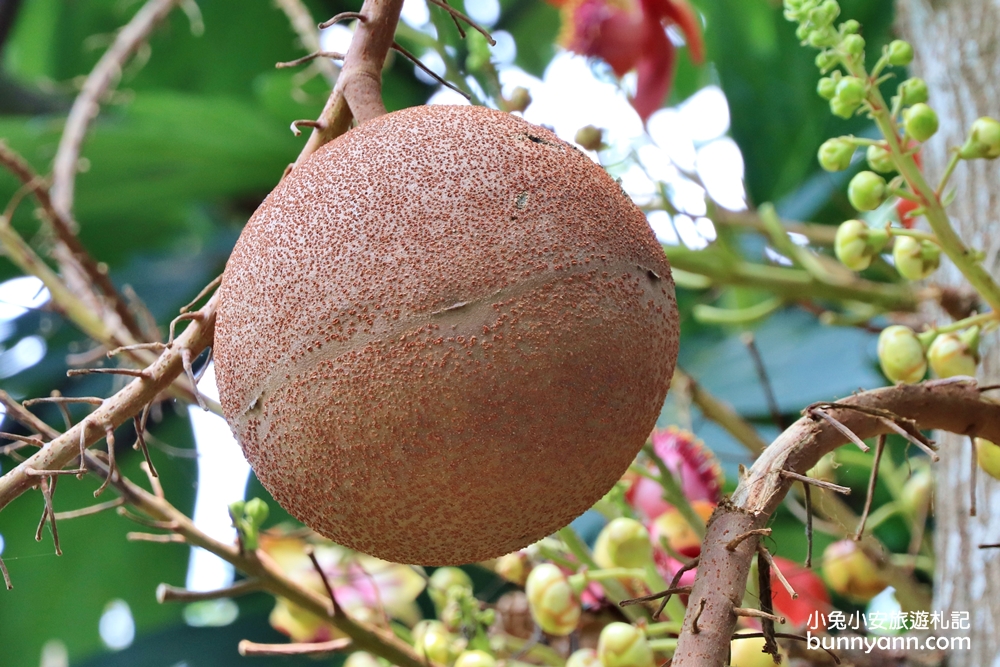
[757,545,797,599]
[238,638,352,657]
[779,469,851,494]
[157,579,261,603]
[619,586,692,606]
[118,506,177,530]
[67,367,151,379]
[142,460,164,498]
[23,396,103,406]
[0,555,10,589]
[734,607,785,623]
[742,333,786,430]
[181,347,207,411]
[107,342,166,357]
[94,424,117,497]
[277,51,346,68]
[38,475,62,555]
[725,528,771,552]
[0,432,45,447]
[855,434,886,539]
[54,497,124,520]
[426,0,495,45]
[318,11,366,29]
[808,407,870,452]
[127,532,185,543]
[691,598,706,634]
[307,547,341,616]
[391,42,470,99]
[133,410,157,478]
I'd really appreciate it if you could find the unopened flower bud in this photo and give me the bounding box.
[730,630,788,667]
[893,236,940,280]
[507,86,532,113]
[597,623,655,667]
[887,40,914,66]
[840,19,860,34]
[841,34,865,58]
[899,77,929,106]
[815,51,838,71]
[455,650,497,667]
[650,500,714,559]
[420,628,456,664]
[900,465,933,516]
[927,328,979,378]
[822,539,888,602]
[818,138,855,171]
[866,144,895,173]
[594,518,652,569]
[345,652,382,667]
[494,551,530,586]
[567,648,602,667]
[975,438,1000,481]
[834,219,888,271]
[835,76,866,106]
[809,0,840,27]
[525,563,581,636]
[575,125,604,151]
[903,103,939,142]
[808,27,839,49]
[244,498,269,527]
[877,325,927,384]
[817,76,838,99]
[429,567,473,610]
[847,171,887,211]
[959,117,1000,160]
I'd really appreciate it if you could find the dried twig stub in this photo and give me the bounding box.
[156,579,261,603]
[238,638,352,657]
[855,434,886,539]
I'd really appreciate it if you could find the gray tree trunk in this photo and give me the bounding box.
[896,2,1000,665]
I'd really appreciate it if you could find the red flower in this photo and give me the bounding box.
[769,556,831,628]
[550,0,705,121]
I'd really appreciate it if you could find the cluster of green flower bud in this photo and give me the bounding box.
[228,497,269,550]
[834,219,889,271]
[525,563,582,636]
[877,324,981,384]
[959,117,1000,160]
[593,517,653,569]
[597,623,655,667]
[892,235,940,280]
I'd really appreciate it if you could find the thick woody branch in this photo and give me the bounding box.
[289,0,404,172]
[51,0,182,218]
[671,379,1000,666]
[0,294,218,511]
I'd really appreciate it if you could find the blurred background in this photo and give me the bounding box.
[0,0,903,665]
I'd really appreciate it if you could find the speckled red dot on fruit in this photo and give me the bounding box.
[214,105,680,565]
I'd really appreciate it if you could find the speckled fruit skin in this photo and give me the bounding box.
[214,105,679,565]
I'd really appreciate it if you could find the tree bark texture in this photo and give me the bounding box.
[896,2,1000,665]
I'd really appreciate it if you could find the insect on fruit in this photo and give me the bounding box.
[214,105,679,565]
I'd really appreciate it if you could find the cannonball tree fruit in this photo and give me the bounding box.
[214,105,680,565]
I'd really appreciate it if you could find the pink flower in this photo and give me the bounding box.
[550,0,705,121]
[260,533,425,642]
[626,427,724,521]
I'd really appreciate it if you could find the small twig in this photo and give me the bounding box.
[0,555,10,589]
[94,424,117,497]
[803,481,814,568]
[691,598,706,634]
[290,119,325,136]
[855,434,886,539]
[238,638,352,657]
[426,0,495,45]
[980,543,1000,549]
[168,312,203,344]
[179,275,222,314]
[734,607,785,624]
[875,416,939,461]
[67,367,151,379]
[276,51,346,68]
[23,396,103,406]
[25,467,86,477]
[779,469,851,494]
[54,497,124,520]
[726,528,771,552]
[37,475,62,555]
[619,586,693,607]
[808,407,870,452]
[156,579,262,603]
[133,411,157,478]
[743,333,786,430]
[181,348,208,411]
[391,42,470,100]
[731,632,840,664]
[755,551,781,660]
[118,506,177,530]
[307,547,341,616]
[141,461,164,498]
[757,546,797,599]
[107,342,166,357]
[0,432,45,448]
[127,532,185,543]
[318,11,366,29]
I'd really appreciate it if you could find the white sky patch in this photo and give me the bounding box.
[99,600,135,651]
[0,276,49,321]
[636,144,679,184]
[765,246,794,266]
[414,49,447,85]
[647,210,680,245]
[0,335,46,379]
[0,533,5,555]
[428,86,473,106]
[674,214,711,249]
[696,138,747,211]
[466,0,500,27]
[670,179,708,217]
[185,364,251,594]
[618,164,657,207]
[400,0,431,27]
[646,109,697,173]
[491,31,517,65]
[320,23,355,55]
[678,85,730,143]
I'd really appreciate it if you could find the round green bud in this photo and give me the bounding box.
[507,87,532,114]
[976,438,1000,481]
[594,518,652,569]
[877,324,927,384]
[817,76,838,100]
[830,96,859,119]
[420,628,456,664]
[525,563,581,636]
[455,651,497,667]
[822,540,889,602]
[834,219,889,271]
[567,648,602,667]
[815,51,839,71]
[899,77,929,106]
[795,23,812,42]
[840,19,860,34]
[866,144,895,173]
[412,620,448,648]
[809,0,840,27]
[927,330,979,378]
[841,34,865,58]
[228,500,245,518]
[808,27,840,49]
[887,40,914,66]
[893,235,940,280]
[903,103,939,142]
[899,465,933,517]
[575,125,604,152]
[959,117,1000,160]
[243,497,269,526]
[818,138,856,171]
[597,623,655,667]
[835,76,866,106]
[847,171,887,211]
[345,652,382,667]
[429,567,473,610]
[494,551,529,586]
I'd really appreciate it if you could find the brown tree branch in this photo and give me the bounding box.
[671,379,1000,666]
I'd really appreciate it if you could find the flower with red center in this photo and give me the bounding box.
[626,427,724,521]
[549,0,705,121]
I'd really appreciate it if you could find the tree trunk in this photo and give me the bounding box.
[896,2,1000,665]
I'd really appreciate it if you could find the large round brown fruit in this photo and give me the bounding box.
[214,105,679,565]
